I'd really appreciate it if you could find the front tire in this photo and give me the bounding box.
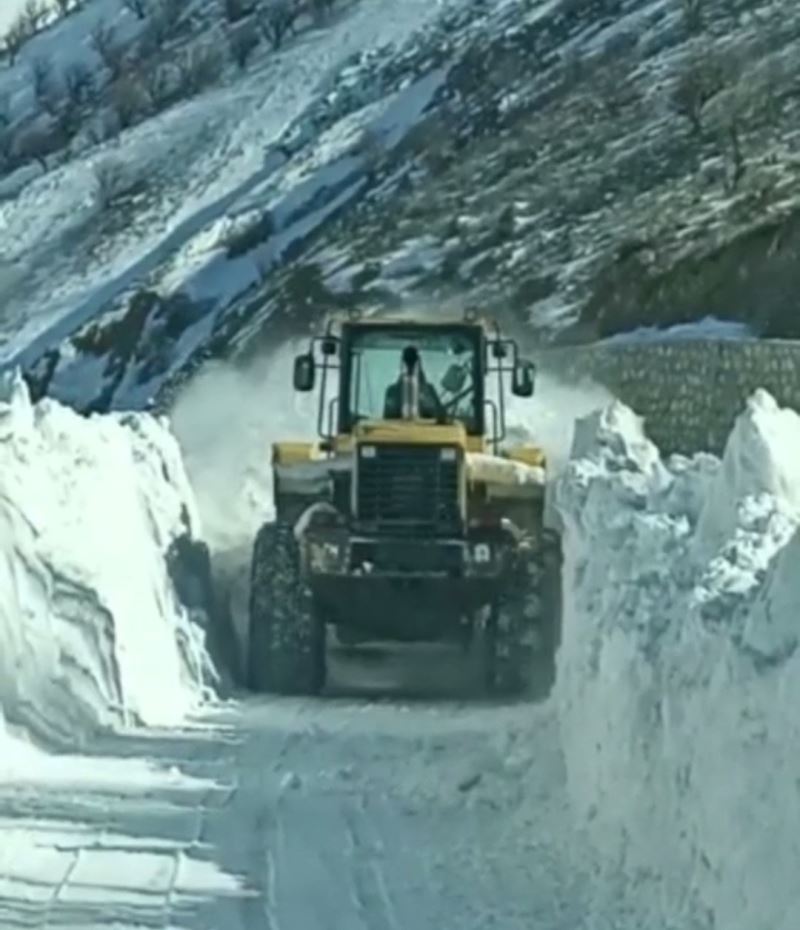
[484,535,559,697]
[247,522,326,695]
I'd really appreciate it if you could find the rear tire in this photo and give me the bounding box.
[247,522,326,696]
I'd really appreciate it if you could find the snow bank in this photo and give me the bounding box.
[553,389,800,930]
[0,371,216,753]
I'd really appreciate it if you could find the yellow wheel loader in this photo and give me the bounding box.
[247,314,561,697]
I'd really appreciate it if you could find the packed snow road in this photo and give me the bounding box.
[0,645,592,930]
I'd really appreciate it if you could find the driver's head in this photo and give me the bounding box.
[401,345,420,373]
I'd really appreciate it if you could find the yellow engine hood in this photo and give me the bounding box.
[353,419,468,448]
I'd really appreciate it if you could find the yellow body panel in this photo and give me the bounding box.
[272,441,324,465]
[504,445,547,468]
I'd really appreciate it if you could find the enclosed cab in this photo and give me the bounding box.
[247,315,560,696]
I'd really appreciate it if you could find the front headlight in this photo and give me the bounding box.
[440,447,457,462]
[360,444,377,458]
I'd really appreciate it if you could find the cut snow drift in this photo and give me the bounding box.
[554,388,800,930]
[0,371,216,754]
[168,343,318,661]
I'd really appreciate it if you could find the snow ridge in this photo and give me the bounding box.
[554,388,800,930]
[0,370,216,754]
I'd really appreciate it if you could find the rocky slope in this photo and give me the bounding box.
[5,0,799,412]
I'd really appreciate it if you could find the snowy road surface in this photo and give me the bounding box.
[0,644,593,930]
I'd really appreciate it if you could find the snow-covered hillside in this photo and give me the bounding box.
[0,0,794,417]
[0,0,472,396]
[0,370,217,756]
[554,389,800,930]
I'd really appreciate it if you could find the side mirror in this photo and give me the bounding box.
[511,360,535,397]
[441,362,467,394]
[293,352,316,392]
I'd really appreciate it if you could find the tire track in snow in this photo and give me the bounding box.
[343,796,399,930]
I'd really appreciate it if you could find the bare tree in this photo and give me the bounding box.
[139,63,172,110]
[63,61,95,106]
[122,0,150,19]
[310,0,335,24]
[93,157,142,210]
[707,84,756,192]
[30,56,53,104]
[14,120,69,170]
[53,0,85,16]
[4,15,33,65]
[670,48,727,134]
[228,22,259,69]
[682,0,704,34]
[90,19,125,78]
[258,0,300,50]
[141,0,183,51]
[222,0,256,23]
[109,74,149,128]
[594,57,641,118]
[20,0,48,34]
[155,0,182,34]
[0,126,14,171]
[176,44,224,96]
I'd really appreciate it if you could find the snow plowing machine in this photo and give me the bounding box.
[247,313,561,696]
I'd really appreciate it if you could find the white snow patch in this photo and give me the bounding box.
[0,369,214,756]
[553,388,800,930]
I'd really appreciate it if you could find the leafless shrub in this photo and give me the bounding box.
[682,0,705,34]
[109,74,149,128]
[228,22,259,69]
[122,0,150,20]
[670,47,728,134]
[593,57,642,118]
[138,0,182,53]
[4,15,34,65]
[85,109,121,146]
[20,0,48,34]
[309,0,335,24]
[0,127,14,170]
[707,83,757,192]
[14,120,69,170]
[90,19,125,78]
[222,0,256,23]
[176,44,224,97]
[30,56,53,103]
[139,63,173,110]
[258,0,300,49]
[53,97,84,138]
[64,61,95,106]
[53,0,84,16]
[93,157,143,209]
[154,0,183,37]
[354,126,386,176]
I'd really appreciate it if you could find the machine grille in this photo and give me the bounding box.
[356,444,461,536]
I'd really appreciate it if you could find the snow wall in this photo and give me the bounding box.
[553,388,800,930]
[0,371,217,755]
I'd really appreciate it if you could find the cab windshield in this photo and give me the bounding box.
[346,327,480,432]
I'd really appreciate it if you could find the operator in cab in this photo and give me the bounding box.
[383,345,443,420]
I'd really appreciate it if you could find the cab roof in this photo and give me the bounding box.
[322,310,499,335]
